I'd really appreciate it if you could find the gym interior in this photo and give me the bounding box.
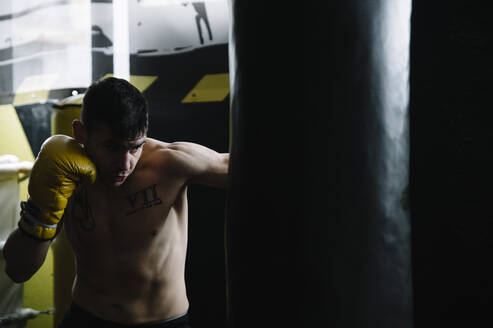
[0,1,491,327]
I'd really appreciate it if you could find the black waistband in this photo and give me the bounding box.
[66,302,189,328]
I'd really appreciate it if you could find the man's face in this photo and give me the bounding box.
[83,123,146,188]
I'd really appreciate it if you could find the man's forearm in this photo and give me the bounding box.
[2,228,51,283]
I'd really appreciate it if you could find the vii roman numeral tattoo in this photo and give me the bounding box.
[126,184,163,215]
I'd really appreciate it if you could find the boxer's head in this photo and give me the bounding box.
[74,77,148,187]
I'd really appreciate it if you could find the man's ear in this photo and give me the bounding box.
[72,120,86,144]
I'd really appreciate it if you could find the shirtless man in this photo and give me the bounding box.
[3,77,229,327]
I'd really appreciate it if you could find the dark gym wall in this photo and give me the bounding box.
[411,1,492,327]
[14,103,53,157]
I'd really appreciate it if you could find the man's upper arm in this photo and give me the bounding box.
[166,142,229,188]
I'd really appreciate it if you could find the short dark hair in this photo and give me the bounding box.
[82,77,148,139]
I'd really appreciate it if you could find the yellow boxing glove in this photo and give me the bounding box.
[18,135,97,240]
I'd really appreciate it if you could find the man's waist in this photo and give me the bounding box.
[65,302,190,327]
[72,279,189,324]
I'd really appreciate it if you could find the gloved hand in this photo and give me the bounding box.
[18,135,97,240]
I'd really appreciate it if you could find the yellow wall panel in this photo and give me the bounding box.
[100,74,158,93]
[182,73,230,103]
[24,249,54,328]
[0,104,35,201]
[0,104,54,328]
[13,74,58,106]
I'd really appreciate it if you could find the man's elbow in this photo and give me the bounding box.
[6,270,31,284]
[4,262,33,283]
[3,244,36,283]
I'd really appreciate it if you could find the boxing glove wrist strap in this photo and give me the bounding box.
[18,200,58,241]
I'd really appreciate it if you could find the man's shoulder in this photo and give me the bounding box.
[143,138,198,158]
[143,137,168,151]
[134,139,191,187]
[141,138,169,160]
[140,138,183,170]
[143,138,195,150]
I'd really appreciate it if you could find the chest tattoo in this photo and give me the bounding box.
[126,184,163,216]
[71,187,96,231]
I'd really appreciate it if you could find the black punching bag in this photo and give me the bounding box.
[225,1,413,327]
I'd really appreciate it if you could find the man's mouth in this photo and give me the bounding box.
[114,175,126,183]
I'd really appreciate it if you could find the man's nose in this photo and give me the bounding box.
[118,151,132,172]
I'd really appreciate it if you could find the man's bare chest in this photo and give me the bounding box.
[66,177,185,241]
